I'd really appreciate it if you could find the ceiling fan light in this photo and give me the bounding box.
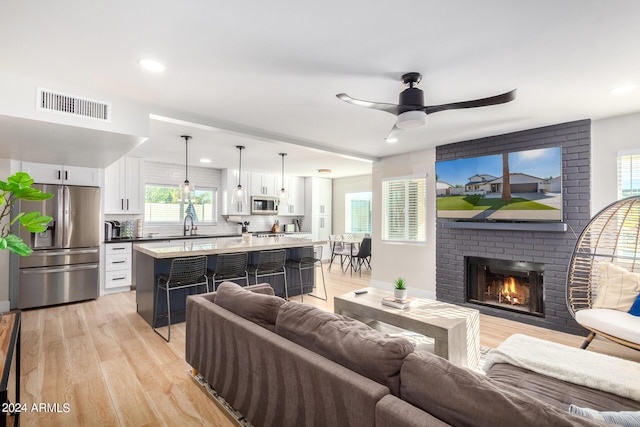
[396,111,427,129]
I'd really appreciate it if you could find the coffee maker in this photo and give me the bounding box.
[104,220,121,240]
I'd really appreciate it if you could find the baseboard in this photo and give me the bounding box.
[0,300,10,313]
[368,280,436,300]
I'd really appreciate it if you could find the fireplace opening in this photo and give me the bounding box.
[466,257,544,317]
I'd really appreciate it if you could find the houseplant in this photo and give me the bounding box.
[394,277,408,302]
[0,172,53,256]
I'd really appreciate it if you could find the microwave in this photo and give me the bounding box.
[251,196,279,215]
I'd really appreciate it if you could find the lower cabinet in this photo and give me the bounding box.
[105,242,132,290]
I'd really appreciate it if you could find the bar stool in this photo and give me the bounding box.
[286,245,327,301]
[246,249,288,298]
[208,252,249,290]
[153,255,209,342]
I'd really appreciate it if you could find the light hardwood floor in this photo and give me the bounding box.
[19,267,640,426]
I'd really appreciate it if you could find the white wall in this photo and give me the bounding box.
[370,148,437,299]
[332,175,372,235]
[591,112,640,214]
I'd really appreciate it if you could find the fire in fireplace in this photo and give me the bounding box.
[466,257,544,317]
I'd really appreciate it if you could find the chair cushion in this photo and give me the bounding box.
[214,282,285,332]
[275,301,414,396]
[576,308,640,345]
[593,262,640,311]
[400,351,602,427]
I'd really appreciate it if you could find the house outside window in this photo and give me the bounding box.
[618,150,640,199]
[382,175,427,242]
[144,184,217,223]
[345,192,372,234]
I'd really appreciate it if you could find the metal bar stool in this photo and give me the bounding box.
[153,255,209,342]
[246,249,288,298]
[208,252,249,290]
[286,245,327,301]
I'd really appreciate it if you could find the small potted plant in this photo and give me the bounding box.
[394,277,407,302]
[0,172,53,256]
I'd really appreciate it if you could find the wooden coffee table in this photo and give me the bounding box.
[334,287,480,368]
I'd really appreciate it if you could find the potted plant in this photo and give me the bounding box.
[0,172,53,256]
[394,277,408,302]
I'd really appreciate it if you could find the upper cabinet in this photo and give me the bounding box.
[278,176,305,216]
[104,157,144,214]
[250,172,278,197]
[22,162,100,186]
[221,169,251,215]
[305,177,332,216]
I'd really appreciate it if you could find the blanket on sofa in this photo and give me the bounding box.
[483,333,640,402]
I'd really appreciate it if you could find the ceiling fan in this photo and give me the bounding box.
[336,72,516,143]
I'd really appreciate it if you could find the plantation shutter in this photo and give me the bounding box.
[618,152,640,199]
[383,176,426,242]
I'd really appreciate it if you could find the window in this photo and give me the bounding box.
[345,192,372,233]
[382,175,426,242]
[618,151,640,199]
[144,184,217,223]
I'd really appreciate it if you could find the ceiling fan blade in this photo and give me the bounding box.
[423,89,517,115]
[336,93,401,115]
[384,124,403,143]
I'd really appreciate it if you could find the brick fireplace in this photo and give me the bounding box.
[435,119,591,335]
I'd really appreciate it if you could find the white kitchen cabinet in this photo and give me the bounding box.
[221,169,251,215]
[278,176,305,216]
[250,172,278,197]
[104,242,132,289]
[305,177,332,215]
[104,157,143,214]
[22,162,100,186]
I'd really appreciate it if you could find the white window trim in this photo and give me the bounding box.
[617,149,640,200]
[382,173,427,243]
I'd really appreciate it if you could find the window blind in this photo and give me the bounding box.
[618,152,640,199]
[382,176,426,242]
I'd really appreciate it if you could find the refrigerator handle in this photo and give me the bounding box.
[62,186,70,248]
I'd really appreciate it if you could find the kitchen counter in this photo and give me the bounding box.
[133,235,322,259]
[134,235,325,328]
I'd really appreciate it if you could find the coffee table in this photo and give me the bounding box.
[334,287,480,368]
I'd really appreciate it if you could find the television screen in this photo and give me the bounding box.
[435,146,562,222]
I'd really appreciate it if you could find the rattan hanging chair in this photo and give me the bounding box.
[566,196,640,351]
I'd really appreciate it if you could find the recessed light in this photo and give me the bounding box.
[385,137,398,143]
[138,59,165,73]
[610,83,637,95]
[200,158,211,164]
[318,169,332,174]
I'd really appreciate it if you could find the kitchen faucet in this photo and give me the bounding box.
[184,214,196,236]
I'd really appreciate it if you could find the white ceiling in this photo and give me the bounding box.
[1,1,640,178]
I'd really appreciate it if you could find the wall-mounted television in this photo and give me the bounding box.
[435,146,562,222]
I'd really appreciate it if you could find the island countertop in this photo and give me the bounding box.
[133,236,325,259]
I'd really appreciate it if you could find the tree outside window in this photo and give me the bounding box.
[144,184,217,223]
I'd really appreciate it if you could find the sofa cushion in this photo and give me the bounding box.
[214,282,285,331]
[593,262,640,311]
[275,301,414,396]
[400,351,604,427]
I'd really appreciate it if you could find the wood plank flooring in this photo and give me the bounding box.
[18,266,640,426]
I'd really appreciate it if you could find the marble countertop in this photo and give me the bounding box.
[133,235,325,259]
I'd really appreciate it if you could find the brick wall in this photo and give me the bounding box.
[435,119,591,335]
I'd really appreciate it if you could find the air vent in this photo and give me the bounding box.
[37,87,111,122]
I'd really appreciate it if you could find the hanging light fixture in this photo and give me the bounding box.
[231,146,247,205]
[180,135,193,196]
[278,153,289,206]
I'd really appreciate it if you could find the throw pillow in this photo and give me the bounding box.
[569,405,640,425]
[629,294,640,317]
[592,262,640,311]
[275,301,414,396]
[214,282,285,331]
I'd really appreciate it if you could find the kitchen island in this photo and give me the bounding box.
[134,236,325,327]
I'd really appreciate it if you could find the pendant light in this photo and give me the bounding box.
[180,135,193,196]
[231,146,247,205]
[278,153,289,206]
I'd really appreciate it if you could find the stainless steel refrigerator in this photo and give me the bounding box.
[17,184,101,309]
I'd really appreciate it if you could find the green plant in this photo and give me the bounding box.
[394,277,406,290]
[0,172,53,256]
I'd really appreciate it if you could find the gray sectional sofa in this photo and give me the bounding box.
[185,282,640,427]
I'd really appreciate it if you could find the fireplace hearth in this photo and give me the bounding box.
[466,257,544,317]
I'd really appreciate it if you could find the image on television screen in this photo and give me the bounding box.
[435,146,562,222]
